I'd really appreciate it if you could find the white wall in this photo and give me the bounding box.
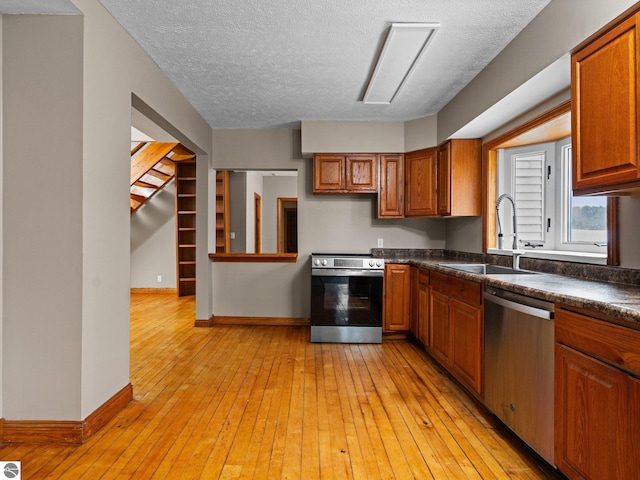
[244,171,263,253]
[77,0,212,419]
[404,115,438,152]
[130,180,177,288]
[3,14,84,420]
[0,14,4,419]
[301,121,405,155]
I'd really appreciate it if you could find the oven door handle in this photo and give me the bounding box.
[312,269,384,278]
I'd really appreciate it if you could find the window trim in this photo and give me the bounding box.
[482,100,619,266]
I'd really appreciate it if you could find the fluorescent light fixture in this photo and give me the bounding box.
[363,22,439,104]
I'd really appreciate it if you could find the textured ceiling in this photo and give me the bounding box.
[2,1,553,129]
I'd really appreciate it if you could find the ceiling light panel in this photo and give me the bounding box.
[363,22,439,105]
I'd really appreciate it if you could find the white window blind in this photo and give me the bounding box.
[513,153,545,243]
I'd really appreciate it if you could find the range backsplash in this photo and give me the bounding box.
[371,248,640,287]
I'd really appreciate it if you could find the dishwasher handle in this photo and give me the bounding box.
[484,288,554,320]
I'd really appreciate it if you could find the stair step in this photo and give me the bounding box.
[130,185,155,198]
[146,168,172,183]
[137,173,165,188]
[153,159,175,176]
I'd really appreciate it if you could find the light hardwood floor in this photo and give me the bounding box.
[0,293,561,479]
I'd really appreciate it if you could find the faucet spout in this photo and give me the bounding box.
[496,193,519,250]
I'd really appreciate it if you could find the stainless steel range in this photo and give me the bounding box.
[310,253,384,343]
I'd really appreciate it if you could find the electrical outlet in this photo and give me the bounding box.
[230,232,236,239]
[377,238,384,248]
[157,275,162,283]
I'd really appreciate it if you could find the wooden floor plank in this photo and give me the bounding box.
[0,293,562,480]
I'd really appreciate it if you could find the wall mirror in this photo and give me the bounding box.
[212,169,298,261]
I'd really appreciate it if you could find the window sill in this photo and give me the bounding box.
[487,248,607,266]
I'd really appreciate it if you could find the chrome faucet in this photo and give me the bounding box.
[496,193,525,269]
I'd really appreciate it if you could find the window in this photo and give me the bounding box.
[560,142,607,247]
[497,137,608,255]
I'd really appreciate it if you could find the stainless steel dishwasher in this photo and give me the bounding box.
[484,287,555,466]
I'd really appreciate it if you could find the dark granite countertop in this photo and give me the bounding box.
[374,249,640,331]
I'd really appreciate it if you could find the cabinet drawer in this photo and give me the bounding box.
[430,271,481,306]
[556,305,640,377]
[418,268,429,286]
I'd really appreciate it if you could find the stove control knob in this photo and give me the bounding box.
[376,260,383,267]
[369,260,375,267]
[313,259,320,266]
[322,259,328,266]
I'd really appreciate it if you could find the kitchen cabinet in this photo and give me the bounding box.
[313,153,377,193]
[437,139,482,216]
[429,288,450,364]
[572,11,640,195]
[408,266,430,344]
[555,305,640,479]
[383,264,410,332]
[429,271,483,395]
[409,266,419,338]
[404,147,437,217]
[417,268,430,347]
[378,154,404,218]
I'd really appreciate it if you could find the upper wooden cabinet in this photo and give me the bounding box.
[405,147,438,217]
[313,153,377,193]
[437,139,482,216]
[378,154,405,218]
[572,12,640,195]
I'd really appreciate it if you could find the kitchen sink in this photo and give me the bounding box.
[438,263,538,275]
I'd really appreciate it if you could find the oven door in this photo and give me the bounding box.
[310,269,383,343]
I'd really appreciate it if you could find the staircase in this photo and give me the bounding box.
[130,142,196,212]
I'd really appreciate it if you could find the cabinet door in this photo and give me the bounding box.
[555,344,629,480]
[378,154,404,217]
[450,298,482,395]
[417,282,429,347]
[572,14,640,194]
[405,148,437,217]
[630,376,640,479]
[383,264,410,332]
[437,142,451,216]
[429,289,450,364]
[409,266,419,338]
[345,154,377,192]
[314,154,345,192]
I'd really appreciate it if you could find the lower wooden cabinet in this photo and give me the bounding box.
[428,271,483,395]
[417,269,430,347]
[429,288,450,364]
[409,266,419,338]
[555,306,640,479]
[449,298,483,394]
[383,264,411,332]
